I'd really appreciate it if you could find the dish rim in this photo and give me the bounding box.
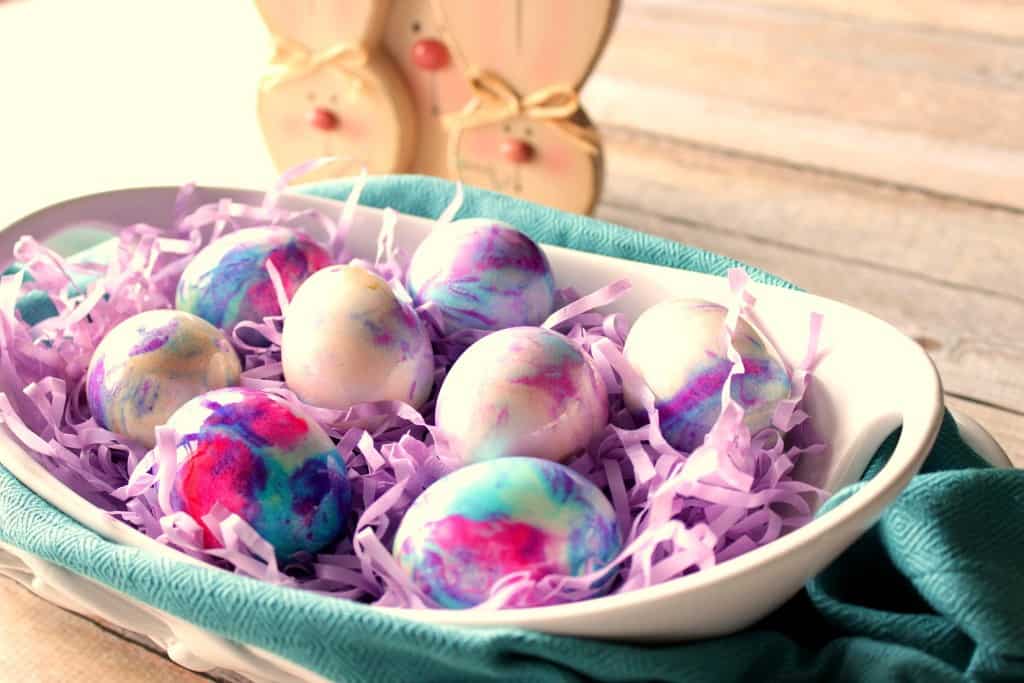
[0,184,945,628]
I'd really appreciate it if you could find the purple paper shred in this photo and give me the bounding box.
[0,168,828,611]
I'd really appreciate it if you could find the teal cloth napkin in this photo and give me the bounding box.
[3,235,117,326]
[1,176,1022,682]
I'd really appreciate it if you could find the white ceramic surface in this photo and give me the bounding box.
[1,185,1004,678]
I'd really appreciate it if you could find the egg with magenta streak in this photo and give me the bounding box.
[393,457,621,609]
[624,299,791,453]
[435,326,607,465]
[168,387,352,560]
[281,265,435,411]
[176,226,331,335]
[406,218,556,332]
[86,310,241,447]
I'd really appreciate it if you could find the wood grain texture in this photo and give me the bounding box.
[599,126,1024,299]
[603,202,1024,415]
[585,0,1024,209]
[742,0,1024,41]
[596,129,1024,413]
[0,578,206,683]
[2,0,1023,680]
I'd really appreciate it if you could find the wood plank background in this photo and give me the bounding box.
[586,0,1024,460]
[588,0,1024,210]
[1,0,1022,681]
[0,579,207,683]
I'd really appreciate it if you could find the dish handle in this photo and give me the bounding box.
[948,408,1012,469]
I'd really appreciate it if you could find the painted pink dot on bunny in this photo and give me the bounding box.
[434,0,619,215]
[255,0,417,182]
[384,0,472,179]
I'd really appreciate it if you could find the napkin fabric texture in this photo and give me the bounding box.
[1,176,1022,683]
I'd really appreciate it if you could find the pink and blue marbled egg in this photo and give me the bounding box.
[435,326,608,464]
[86,310,241,447]
[393,457,621,609]
[405,219,556,332]
[168,387,352,559]
[176,226,331,334]
[624,299,791,453]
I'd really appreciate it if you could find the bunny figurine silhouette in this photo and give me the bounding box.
[255,0,417,183]
[255,0,619,215]
[430,0,618,215]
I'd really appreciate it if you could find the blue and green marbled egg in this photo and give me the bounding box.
[176,226,331,334]
[393,457,621,609]
[168,387,352,560]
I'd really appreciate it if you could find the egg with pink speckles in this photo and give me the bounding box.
[281,265,435,410]
[623,299,791,453]
[406,219,556,332]
[435,327,607,465]
[86,310,241,447]
[393,457,621,609]
[176,226,331,334]
[168,387,351,560]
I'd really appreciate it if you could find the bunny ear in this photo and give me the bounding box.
[436,0,618,93]
[431,1,506,76]
[519,0,618,90]
[255,0,392,50]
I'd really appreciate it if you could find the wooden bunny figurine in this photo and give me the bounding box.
[384,0,472,179]
[434,0,619,214]
[255,0,417,182]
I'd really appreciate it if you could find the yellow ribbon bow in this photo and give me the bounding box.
[260,37,370,93]
[444,70,601,159]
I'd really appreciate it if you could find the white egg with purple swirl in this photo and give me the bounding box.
[623,299,791,453]
[405,218,556,332]
[435,326,608,465]
[86,310,241,447]
[281,265,435,411]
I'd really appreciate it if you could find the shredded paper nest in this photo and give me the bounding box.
[0,167,826,610]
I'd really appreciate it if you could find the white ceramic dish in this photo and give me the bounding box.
[0,186,1005,679]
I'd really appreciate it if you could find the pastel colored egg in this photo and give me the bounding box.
[86,309,241,447]
[176,226,331,333]
[405,218,556,332]
[168,387,351,559]
[393,457,621,609]
[281,265,435,410]
[623,299,791,453]
[435,327,607,464]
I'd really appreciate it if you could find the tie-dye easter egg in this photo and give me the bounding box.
[167,387,352,559]
[86,309,241,447]
[281,265,435,411]
[623,299,791,453]
[405,218,556,332]
[176,226,331,334]
[435,327,607,465]
[393,457,621,609]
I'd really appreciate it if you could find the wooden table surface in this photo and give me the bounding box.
[1,1,1021,681]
